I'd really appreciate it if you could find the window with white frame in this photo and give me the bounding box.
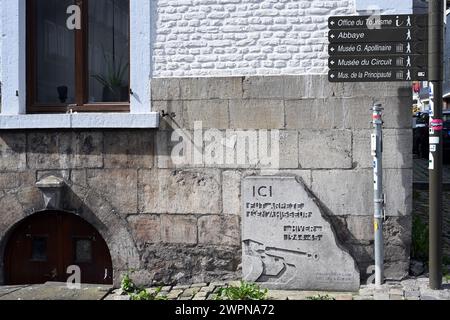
[28,0,130,113]
[0,0,158,129]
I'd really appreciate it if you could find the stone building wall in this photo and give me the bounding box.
[0,75,412,286]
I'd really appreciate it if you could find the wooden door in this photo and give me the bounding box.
[4,212,113,285]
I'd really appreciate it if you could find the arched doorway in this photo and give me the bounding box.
[4,211,113,285]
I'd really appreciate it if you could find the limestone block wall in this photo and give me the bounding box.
[0,75,412,286]
[152,75,413,282]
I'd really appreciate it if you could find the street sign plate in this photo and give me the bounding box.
[327,14,430,82]
[329,14,428,30]
[328,68,427,82]
[329,55,427,69]
[329,28,428,43]
[328,41,428,55]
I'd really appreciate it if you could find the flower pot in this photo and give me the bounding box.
[102,85,129,102]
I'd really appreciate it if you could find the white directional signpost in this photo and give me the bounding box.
[328,13,434,288]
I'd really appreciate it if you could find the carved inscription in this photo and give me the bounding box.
[242,176,360,291]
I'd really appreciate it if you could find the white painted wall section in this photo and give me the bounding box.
[130,0,152,113]
[355,0,413,14]
[1,0,26,115]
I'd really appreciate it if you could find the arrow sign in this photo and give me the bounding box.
[328,41,428,55]
[328,68,428,82]
[329,28,428,43]
[328,14,428,30]
[329,55,428,69]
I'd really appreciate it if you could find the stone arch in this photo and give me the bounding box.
[0,179,140,287]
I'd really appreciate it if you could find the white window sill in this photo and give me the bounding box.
[0,113,160,129]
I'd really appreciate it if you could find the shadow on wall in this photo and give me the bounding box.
[393,85,413,275]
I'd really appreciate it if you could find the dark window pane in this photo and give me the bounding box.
[75,239,92,263]
[35,0,76,104]
[31,237,47,262]
[88,0,130,103]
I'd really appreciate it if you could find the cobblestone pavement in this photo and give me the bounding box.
[104,277,450,300]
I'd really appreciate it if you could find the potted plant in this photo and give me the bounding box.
[92,51,129,102]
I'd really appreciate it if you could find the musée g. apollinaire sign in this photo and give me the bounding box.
[328,14,428,82]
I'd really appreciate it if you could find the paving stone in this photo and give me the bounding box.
[227,281,241,287]
[210,281,227,287]
[172,285,191,290]
[166,290,183,300]
[190,283,208,288]
[401,279,418,288]
[193,292,208,300]
[373,292,390,300]
[206,294,216,300]
[389,288,404,296]
[405,291,420,299]
[199,286,213,293]
[421,295,439,300]
[287,292,313,300]
[358,288,374,296]
[145,288,158,295]
[334,294,353,300]
[161,286,172,291]
[0,283,112,300]
[353,296,373,300]
[180,288,200,298]
[267,290,296,300]
[106,295,131,301]
[417,277,429,284]
[389,294,404,300]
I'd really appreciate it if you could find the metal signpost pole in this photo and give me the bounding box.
[372,103,384,286]
[428,0,444,290]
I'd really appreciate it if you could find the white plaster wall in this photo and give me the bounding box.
[153,0,357,77]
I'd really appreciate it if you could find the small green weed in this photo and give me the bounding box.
[214,281,268,300]
[306,294,336,300]
[121,273,167,301]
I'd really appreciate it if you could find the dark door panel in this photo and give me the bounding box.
[5,212,113,285]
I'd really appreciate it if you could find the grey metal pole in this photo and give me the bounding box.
[372,103,384,287]
[428,0,444,290]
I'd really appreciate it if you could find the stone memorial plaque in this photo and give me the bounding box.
[242,176,360,291]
